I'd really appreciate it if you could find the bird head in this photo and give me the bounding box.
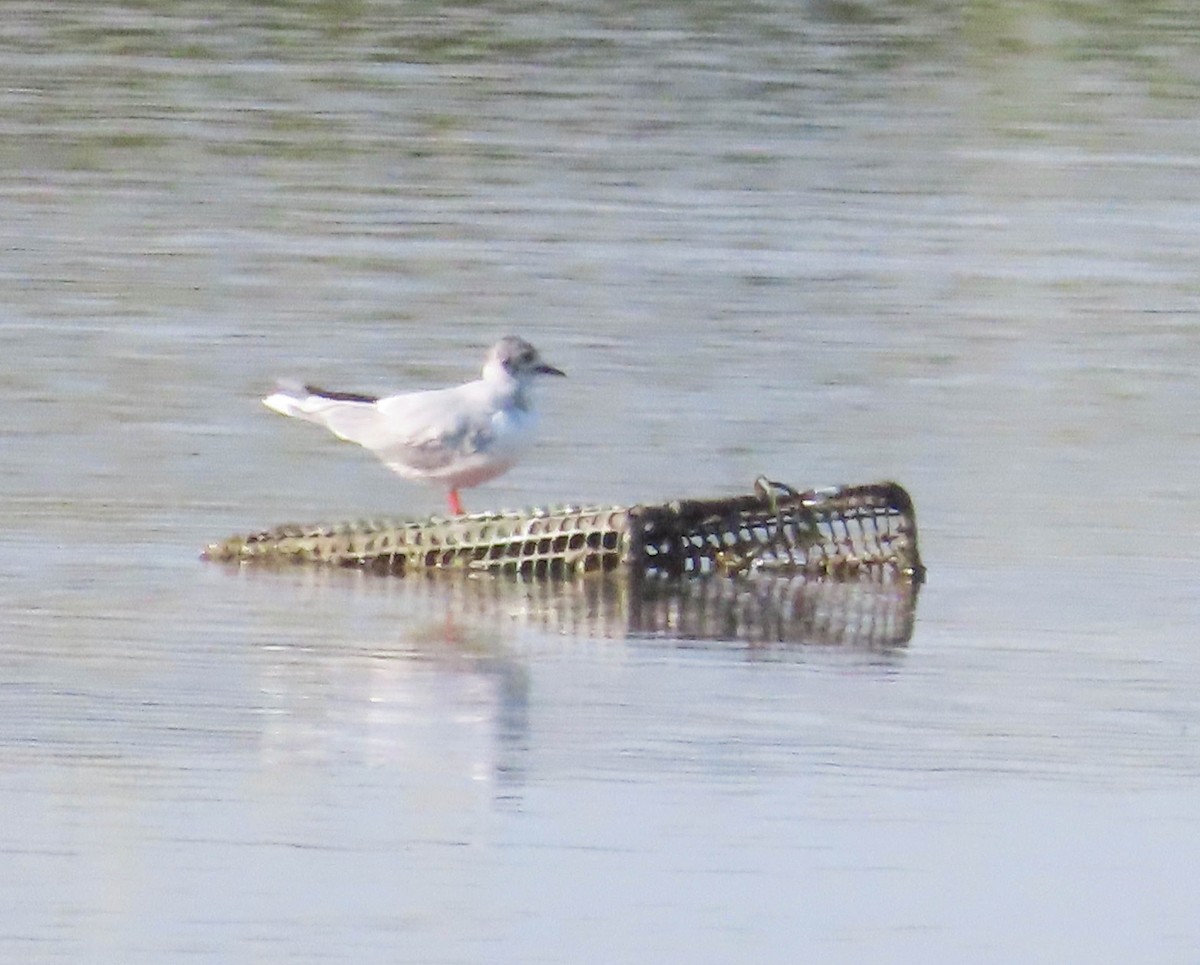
[485,336,566,384]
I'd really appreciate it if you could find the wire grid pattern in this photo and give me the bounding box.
[205,480,923,582]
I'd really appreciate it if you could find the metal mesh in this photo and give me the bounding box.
[204,478,924,582]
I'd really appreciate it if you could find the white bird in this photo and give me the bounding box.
[263,336,566,515]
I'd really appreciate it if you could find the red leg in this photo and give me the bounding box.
[447,489,464,515]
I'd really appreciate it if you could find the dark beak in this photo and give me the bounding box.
[536,362,566,377]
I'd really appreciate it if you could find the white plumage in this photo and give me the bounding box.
[263,336,565,514]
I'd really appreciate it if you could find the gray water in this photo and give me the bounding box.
[3,2,1200,962]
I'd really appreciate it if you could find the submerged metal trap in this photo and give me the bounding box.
[204,478,924,582]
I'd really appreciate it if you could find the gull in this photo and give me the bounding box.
[263,336,565,515]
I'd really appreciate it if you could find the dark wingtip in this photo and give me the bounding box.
[303,384,381,404]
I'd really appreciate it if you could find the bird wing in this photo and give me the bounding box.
[361,383,498,474]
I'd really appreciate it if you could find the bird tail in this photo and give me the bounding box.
[262,381,390,450]
[263,382,320,423]
[263,381,380,423]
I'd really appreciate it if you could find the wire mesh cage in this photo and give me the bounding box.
[204,478,924,583]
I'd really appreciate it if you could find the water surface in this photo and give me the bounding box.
[2,3,1200,962]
